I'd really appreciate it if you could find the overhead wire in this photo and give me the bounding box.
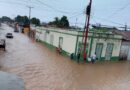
[1,0,130,29]
[0,1,27,7]
[68,12,84,19]
[35,0,72,14]
[0,0,85,16]
[94,16,124,26]
[107,3,130,18]
[35,0,83,14]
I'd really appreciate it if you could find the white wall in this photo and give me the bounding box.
[36,27,77,54]
[36,27,122,60]
[91,38,122,58]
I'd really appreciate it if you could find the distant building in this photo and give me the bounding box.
[35,27,122,62]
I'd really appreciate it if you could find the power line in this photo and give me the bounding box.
[0,1,27,6]
[35,0,81,14]
[0,0,85,16]
[68,12,84,19]
[35,0,70,14]
[94,16,124,26]
[107,3,130,18]
[0,1,53,15]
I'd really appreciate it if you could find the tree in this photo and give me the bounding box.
[54,17,59,25]
[15,15,29,25]
[1,16,13,23]
[48,17,59,26]
[49,16,70,28]
[15,15,40,26]
[30,17,40,26]
[23,16,29,25]
[15,15,22,23]
[60,16,69,28]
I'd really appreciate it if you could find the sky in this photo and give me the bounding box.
[0,0,130,28]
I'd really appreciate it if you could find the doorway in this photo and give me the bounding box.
[59,37,63,49]
[105,43,114,60]
[95,43,103,60]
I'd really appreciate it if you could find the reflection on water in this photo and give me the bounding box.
[0,24,130,90]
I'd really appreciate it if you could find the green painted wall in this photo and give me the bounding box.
[38,40,70,57]
[38,40,119,63]
[36,27,122,63]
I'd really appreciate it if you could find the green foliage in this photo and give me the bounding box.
[0,16,13,23]
[30,17,40,26]
[15,15,40,26]
[49,16,69,28]
[15,15,29,25]
[60,16,69,28]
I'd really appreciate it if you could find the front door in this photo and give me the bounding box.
[95,43,103,60]
[59,37,63,49]
[105,43,114,60]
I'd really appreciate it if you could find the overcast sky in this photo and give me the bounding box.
[0,0,130,28]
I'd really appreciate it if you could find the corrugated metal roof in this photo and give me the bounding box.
[112,30,130,41]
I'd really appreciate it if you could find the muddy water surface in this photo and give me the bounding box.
[0,24,130,90]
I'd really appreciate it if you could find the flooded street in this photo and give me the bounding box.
[0,24,130,90]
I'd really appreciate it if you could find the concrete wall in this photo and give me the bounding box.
[91,38,122,58]
[120,41,130,60]
[36,27,122,61]
[36,27,77,54]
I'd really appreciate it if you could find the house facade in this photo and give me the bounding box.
[36,27,122,62]
[113,30,130,61]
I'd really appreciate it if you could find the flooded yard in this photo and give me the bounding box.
[0,24,130,90]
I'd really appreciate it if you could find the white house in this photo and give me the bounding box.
[36,27,122,61]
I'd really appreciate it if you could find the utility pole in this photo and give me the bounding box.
[75,18,78,28]
[83,0,92,61]
[27,6,33,37]
[125,23,127,31]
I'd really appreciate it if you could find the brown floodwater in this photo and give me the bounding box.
[0,24,130,90]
